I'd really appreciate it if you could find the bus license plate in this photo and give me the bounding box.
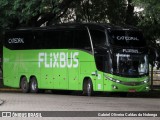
[129,89,136,92]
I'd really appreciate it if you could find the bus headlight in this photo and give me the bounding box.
[105,76,121,83]
[112,85,118,89]
[116,80,120,83]
[143,78,149,83]
[145,86,150,90]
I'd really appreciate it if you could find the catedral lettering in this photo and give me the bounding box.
[117,36,139,41]
[38,52,79,68]
[8,38,24,44]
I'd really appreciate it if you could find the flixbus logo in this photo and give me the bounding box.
[38,52,79,68]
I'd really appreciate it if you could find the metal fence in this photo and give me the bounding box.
[0,64,3,87]
[151,70,160,86]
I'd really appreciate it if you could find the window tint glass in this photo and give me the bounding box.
[5,30,33,50]
[33,30,45,49]
[108,30,145,47]
[60,30,74,49]
[5,29,91,50]
[90,30,106,47]
[45,30,60,49]
[74,29,91,50]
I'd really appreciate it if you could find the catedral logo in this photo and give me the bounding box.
[117,36,139,41]
[8,38,24,44]
[38,52,79,68]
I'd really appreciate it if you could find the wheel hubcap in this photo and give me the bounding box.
[32,81,36,91]
[23,81,26,89]
[87,83,91,95]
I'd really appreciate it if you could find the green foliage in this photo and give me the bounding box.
[64,0,136,25]
[74,0,109,23]
[0,0,138,29]
[133,0,160,66]
[133,0,160,41]
[0,0,36,28]
[0,0,72,30]
[0,0,160,43]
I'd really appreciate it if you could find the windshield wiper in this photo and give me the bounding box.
[95,44,107,49]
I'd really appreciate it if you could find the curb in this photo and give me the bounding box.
[0,88,21,92]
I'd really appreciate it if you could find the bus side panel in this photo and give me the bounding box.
[54,67,68,90]
[3,47,19,88]
[80,62,104,91]
[78,51,103,91]
[40,68,54,89]
[37,50,69,90]
[52,50,68,90]
[68,64,79,90]
[37,51,54,89]
[17,51,37,87]
[67,50,79,90]
[95,71,104,92]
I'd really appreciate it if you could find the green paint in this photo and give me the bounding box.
[3,47,150,92]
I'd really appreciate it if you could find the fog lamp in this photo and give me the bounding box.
[112,85,118,89]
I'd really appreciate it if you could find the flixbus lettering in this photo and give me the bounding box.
[38,52,79,68]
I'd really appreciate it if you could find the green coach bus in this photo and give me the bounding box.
[3,23,150,96]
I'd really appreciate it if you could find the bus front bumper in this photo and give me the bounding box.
[104,76,150,92]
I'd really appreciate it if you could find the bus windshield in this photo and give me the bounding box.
[89,29,107,48]
[112,53,148,77]
[108,30,146,47]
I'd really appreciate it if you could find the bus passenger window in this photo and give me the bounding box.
[60,30,74,49]
[45,31,60,49]
[74,30,91,51]
[33,31,45,49]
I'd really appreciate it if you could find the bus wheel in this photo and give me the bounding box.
[83,79,93,96]
[30,77,38,93]
[20,77,29,93]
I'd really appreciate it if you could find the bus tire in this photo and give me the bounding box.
[30,77,38,93]
[83,78,93,96]
[20,77,29,93]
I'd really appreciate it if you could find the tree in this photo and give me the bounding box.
[133,0,160,42]
[133,0,160,89]
[0,0,75,29]
[134,0,160,65]
[0,0,141,29]
[62,0,138,25]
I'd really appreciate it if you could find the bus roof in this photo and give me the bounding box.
[8,23,141,32]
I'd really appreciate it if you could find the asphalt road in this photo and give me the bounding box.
[0,91,160,120]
